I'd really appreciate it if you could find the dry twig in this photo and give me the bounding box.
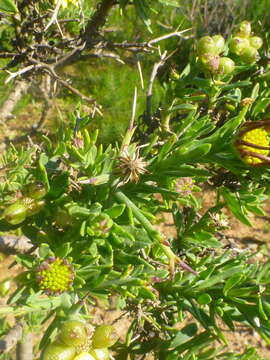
[0,324,23,354]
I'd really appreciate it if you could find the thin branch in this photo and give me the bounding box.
[148,28,193,45]
[16,332,33,360]
[44,0,63,32]
[146,51,167,121]
[82,0,117,46]
[0,53,19,58]
[129,86,137,131]
[0,80,30,123]
[55,48,125,67]
[35,95,52,130]
[137,59,144,89]
[0,324,23,354]
[54,42,86,68]
[5,65,36,83]
[110,28,193,52]
[29,58,96,104]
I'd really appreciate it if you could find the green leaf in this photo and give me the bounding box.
[55,243,72,258]
[197,293,212,305]
[164,165,210,177]
[134,0,152,32]
[220,187,252,226]
[169,104,197,112]
[250,82,260,100]
[0,0,18,13]
[194,266,244,291]
[169,323,198,349]
[104,204,126,219]
[223,274,243,296]
[185,230,221,248]
[251,98,270,117]
[39,243,51,259]
[173,331,214,353]
[67,205,92,217]
[47,172,69,199]
[38,154,50,191]
[161,143,212,169]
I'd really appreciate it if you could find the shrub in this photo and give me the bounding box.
[1,1,270,360]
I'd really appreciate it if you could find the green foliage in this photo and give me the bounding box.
[1,1,270,360]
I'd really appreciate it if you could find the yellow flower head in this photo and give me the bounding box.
[36,257,74,295]
[236,123,270,166]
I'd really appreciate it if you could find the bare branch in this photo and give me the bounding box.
[16,332,33,360]
[0,235,33,254]
[146,51,167,121]
[0,53,19,58]
[110,28,193,53]
[0,80,30,123]
[44,0,63,32]
[5,65,35,83]
[83,0,117,46]
[147,28,193,45]
[0,324,23,354]
[29,58,97,104]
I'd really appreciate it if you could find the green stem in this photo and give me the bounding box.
[114,190,161,241]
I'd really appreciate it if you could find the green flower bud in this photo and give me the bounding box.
[42,341,76,360]
[249,36,263,50]
[197,36,216,55]
[59,320,87,347]
[229,37,250,55]
[89,348,110,360]
[199,54,220,74]
[91,325,118,349]
[24,181,47,200]
[3,201,27,225]
[218,57,235,75]
[212,35,225,54]
[238,21,251,38]
[240,46,259,64]
[22,197,45,217]
[74,353,96,360]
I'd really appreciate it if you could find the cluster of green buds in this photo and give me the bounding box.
[42,321,118,360]
[2,181,46,225]
[229,21,263,64]
[36,257,75,295]
[235,120,270,166]
[197,21,263,76]
[198,34,235,76]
